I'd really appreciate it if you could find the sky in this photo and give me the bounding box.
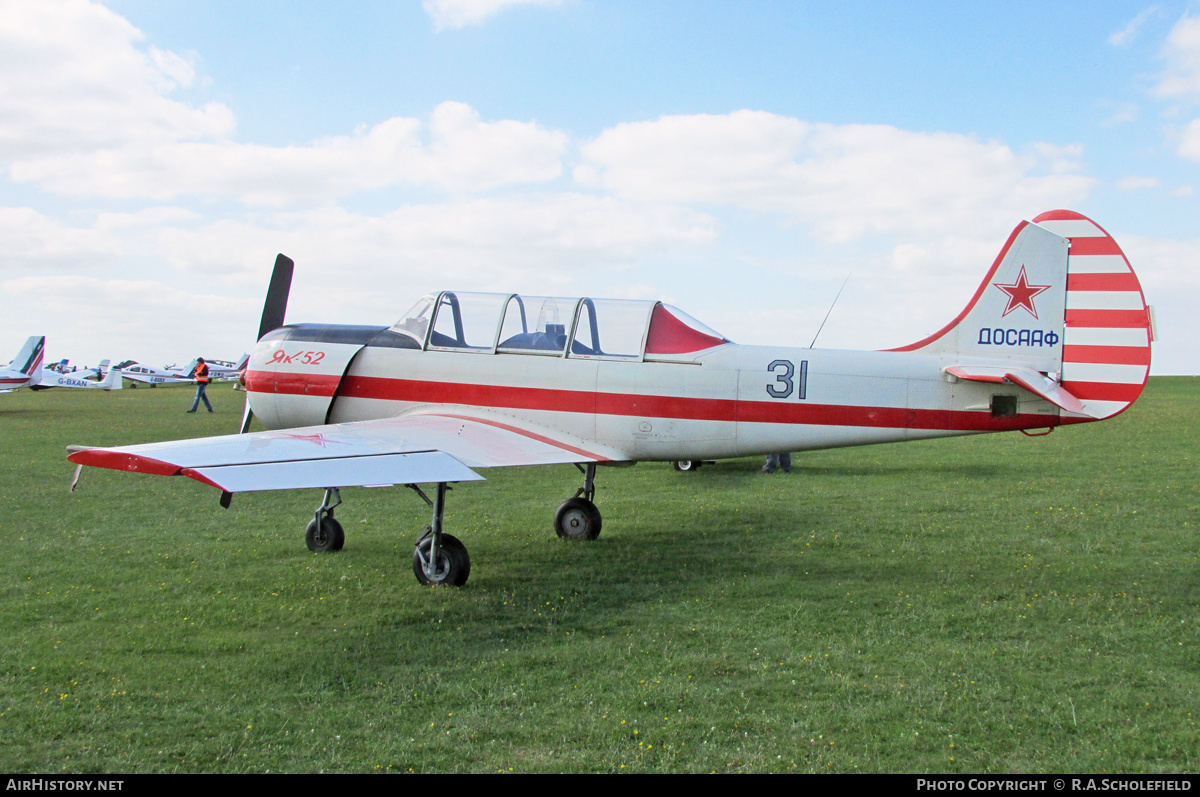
[1,0,1197,373]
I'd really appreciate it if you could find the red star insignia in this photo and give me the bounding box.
[993,265,1051,319]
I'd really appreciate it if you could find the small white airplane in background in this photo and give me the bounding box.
[181,354,250,381]
[69,211,1154,587]
[0,336,45,392]
[46,358,107,378]
[113,360,192,387]
[32,360,121,391]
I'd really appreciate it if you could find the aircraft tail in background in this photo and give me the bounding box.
[0,336,45,389]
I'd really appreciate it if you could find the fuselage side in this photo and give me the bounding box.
[245,327,1061,463]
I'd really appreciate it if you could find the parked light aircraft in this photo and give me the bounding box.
[69,211,1153,586]
[113,360,192,387]
[183,355,249,381]
[32,361,121,391]
[0,337,45,392]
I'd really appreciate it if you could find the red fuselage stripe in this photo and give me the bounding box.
[251,372,1057,432]
[246,371,342,396]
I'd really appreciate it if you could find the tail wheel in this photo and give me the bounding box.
[554,497,602,540]
[672,460,701,472]
[412,530,471,586]
[305,517,345,552]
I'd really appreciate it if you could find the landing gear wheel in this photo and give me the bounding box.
[554,497,602,540]
[305,517,345,552]
[412,529,471,586]
[673,460,701,472]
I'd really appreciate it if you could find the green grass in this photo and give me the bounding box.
[1,379,1196,773]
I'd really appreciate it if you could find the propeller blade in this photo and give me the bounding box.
[257,254,294,341]
[242,254,294,436]
[239,397,255,434]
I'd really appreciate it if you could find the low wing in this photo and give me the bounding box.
[68,408,622,494]
[944,365,1095,418]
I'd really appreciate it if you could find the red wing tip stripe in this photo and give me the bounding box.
[67,449,183,476]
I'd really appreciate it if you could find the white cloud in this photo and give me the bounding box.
[1110,6,1162,48]
[152,195,716,293]
[2,274,258,365]
[11,102,569,202]
[423,0,564,31]
[0,207,122,268]
[1178,118,1200,161]
[1117,175,1163,190]
[1156,14,1200,98]
[576,111,1094,242]
[0,0,233,159]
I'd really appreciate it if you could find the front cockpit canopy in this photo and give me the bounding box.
[390,292,729,360]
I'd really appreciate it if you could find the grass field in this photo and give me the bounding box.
[0,378,1196,773]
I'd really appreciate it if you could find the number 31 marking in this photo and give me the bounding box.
[767,359,807,400]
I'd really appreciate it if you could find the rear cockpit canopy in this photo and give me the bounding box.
[390,292,729,360]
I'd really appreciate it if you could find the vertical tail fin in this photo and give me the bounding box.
[99,362,122,390]
[12,336,45,384]
[890,211,1151,420]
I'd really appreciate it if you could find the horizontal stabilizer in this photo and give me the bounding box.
[944,365,1096,418]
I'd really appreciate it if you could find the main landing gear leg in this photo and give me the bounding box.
[555,462,602,541]
[410,482,471,586]
[305,487,345,552]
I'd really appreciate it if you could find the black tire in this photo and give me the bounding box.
[412,531,471,586]
[554,497,602,540]
[305,516,345,552]
[672,460,701,472]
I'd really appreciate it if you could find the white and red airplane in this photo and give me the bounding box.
[68,210,1153,586]
[113,360,193,387]
[180,354,249,382]
[32,360,122,391]
[0,336,46,392]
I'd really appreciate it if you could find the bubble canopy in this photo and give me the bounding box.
[390,292,730,360]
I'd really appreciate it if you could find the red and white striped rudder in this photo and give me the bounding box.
[1032,210,1152,420]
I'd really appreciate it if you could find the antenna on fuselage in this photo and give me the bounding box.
[809,273,851,349]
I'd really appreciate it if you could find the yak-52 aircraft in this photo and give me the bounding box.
[0,336,45,392]
[68,210,1153,586]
